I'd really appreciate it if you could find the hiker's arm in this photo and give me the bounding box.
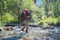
[27,14,32,17]
[27,16,31,17]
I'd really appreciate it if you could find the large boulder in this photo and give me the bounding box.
[5,27,13,31]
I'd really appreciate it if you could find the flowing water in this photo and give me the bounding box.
[0,26,60,40]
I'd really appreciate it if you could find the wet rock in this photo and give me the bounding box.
[5,27,13,31]
[44,37,54,40]
[23,33,34,40]
[34,37,42,40]
[0,33,3,38]
[0,27,3,32]
[0,29,2,31]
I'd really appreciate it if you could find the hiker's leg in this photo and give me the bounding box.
[24,20,28,33]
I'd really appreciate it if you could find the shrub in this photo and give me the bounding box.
[38,16,60,27]
[1,13,14,25]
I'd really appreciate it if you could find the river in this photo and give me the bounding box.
[0,26,60,40]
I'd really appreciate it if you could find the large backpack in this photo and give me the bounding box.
[20,10,32,20]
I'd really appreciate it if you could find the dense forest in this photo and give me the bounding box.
[0,0,60,27]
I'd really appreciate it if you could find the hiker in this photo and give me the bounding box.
[21,9,32,33]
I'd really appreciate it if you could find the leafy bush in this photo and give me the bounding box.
[1,13,14,25]
[0,15,1,26]
[56,16,60,27]
[38,16,60,26]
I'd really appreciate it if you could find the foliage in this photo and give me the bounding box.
[0,0,60,27]
[38,16,60,26]
[1,13,14,25]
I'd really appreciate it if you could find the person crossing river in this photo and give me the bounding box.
[20,9,32,33]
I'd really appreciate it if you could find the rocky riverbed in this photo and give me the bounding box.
[0,26,60,40]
